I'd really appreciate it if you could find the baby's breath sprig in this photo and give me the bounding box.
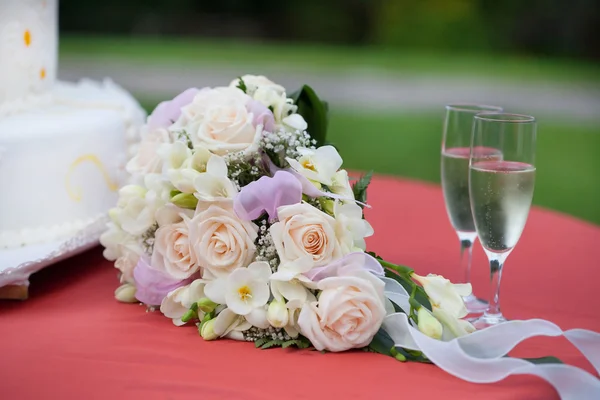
[141,222,159,256]
[260,128,316,168]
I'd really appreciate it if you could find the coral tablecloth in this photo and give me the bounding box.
[1,176,599,400]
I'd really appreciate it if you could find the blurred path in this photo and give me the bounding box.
[60,59,600,121]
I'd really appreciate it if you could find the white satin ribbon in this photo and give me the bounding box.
[380,278,600,399]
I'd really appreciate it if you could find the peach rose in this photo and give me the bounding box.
[151,218,199,280]
[270,203,343,269]
[126,127,171,176]
[297,268,386,352]
[188,202,258,278]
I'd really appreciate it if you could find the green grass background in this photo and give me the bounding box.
[61,36,599,225]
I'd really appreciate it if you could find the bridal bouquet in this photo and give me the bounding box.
[100,75,476,356]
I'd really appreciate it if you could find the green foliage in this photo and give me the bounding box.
[352,170,373,206]
[254,336,312,350]
[236,76,247,93]
[521,356,563,365]
[289,85,329,147]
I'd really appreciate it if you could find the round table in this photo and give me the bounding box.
[1,176,598,400]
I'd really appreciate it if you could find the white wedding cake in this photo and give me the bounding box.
[0,0,146,248]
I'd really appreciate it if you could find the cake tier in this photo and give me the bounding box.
[0,0,58,109]
[0,106,130,248]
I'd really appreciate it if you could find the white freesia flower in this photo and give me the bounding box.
[204,262,271,329]
[114,249,140,284]
[111,185,155,236]
[251,85,295,124]
[212,308,252,337]
[126,126,171,176]
[270,203,343,270]
[193,155,238,202]
[330,169,355,200]
[334,202,374,252]
[297,268,386,352]
[230,75,286,97]
[270,256,315,304]
[151,216,199,280]
[188,202,258,279]
[412,274,472,319]
[432,307,476,340]
[282,113,307,132]
[100,221,141,261]
[417,307,443,340]
[173,87,261,155]
[160,280,206,326]
[267,300,289,328]
[144,173,174,211]
[286,146,343,186]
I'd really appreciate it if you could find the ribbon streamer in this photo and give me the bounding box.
[381,280,600,399]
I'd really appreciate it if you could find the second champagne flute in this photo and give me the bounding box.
[441,104,503,314]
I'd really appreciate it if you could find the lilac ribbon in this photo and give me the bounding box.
[304,252,384,282]
[133,258,192,306]
[234,171,302,221]
[148,88,202,130]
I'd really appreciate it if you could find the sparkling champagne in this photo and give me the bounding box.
[441,147,503,232]
[469,161,536,252]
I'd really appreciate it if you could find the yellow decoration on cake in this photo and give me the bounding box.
[23,30,31,47]
[40,68,46,80]
[65,154,119,202]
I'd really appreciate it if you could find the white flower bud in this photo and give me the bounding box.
[417,307,443,340]
[267,300,289,328]
[200,319,218,341]
[114,283,137,303]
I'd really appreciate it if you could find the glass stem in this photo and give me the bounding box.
[459,239,474,284]
[484,252,509,317]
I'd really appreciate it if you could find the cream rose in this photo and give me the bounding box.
[126,126,171,176]
[270,203,343,269]
[151,218,199,280]
[173,87,261,156]
[188,202,258,278]
[297,269,386,352]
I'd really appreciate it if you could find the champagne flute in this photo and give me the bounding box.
[468,113,536,328]
[441,104,503,314]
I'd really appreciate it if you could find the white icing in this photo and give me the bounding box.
[0,214,104,249]
[0,0,57,106]
[0,80,146,248]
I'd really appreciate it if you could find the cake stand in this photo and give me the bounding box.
[0,216,108,300]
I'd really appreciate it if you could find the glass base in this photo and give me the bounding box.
[462,293,489,314]
[472,312,507,330]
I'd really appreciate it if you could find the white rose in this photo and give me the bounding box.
[188,202,258,279]
[286,146,343,186]
[334,202,374,252]
[126,126,171,176]
[173,87,261,156]
[270,203,343,269]
[297,269,386,352]
[110,185,155,236]
[160,280,206,326]
[151,217,199,280]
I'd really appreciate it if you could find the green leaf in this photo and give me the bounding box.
[260,340,280,349]
[521,356,563,364]
[352,170,373,206]
[288,85,329,147]
[236,76,247,93]
[254,338,269,348]
[384,269,432,311]
[368,328,395,356]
